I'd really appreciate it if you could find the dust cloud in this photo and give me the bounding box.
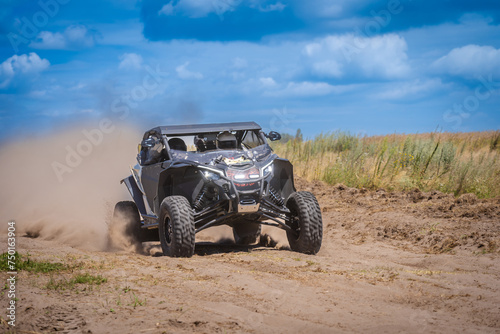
[0,122,290,253]
[0,123,141,251]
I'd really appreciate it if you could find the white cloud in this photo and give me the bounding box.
[375,79,445,100]
[158,0,238,18]
[303,33,410,80]
[432,44,500,78]
[232,57,248,69]
[260,77,277,88]
[176,62,203,80]
[264,80,363,97]
[285,82,334,96]
[266,81,336,97]
[29,90,47,98]
[0,53,50,89]
[458,13,494,25]
[158,2,175,15]
[157,0,289,18]
[157,0,286,18]
[119,53,143,70]
[33,31,66,49]
[311,60,343,78]
[259,2,286,12]
[69,83,86,91]
[30,25,98,50]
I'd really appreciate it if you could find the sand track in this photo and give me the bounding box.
[1,177,499,333]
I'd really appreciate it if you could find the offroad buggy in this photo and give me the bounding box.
[112,122,322,257]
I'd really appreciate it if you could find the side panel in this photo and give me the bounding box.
[156,165,205,213]
[270,158,295,201]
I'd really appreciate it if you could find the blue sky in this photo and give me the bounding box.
[1,0,499,140]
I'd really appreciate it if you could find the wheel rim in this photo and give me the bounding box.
[288,216,300,239]
[163,216,172,246]
[287,203,301,239]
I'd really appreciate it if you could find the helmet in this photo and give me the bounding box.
[142,135,164,165]
[217,131,237,149]
[168,138,187,151]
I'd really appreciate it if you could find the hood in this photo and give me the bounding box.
[169,144,275,170]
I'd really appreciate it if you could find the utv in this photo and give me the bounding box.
[112,122,322,257]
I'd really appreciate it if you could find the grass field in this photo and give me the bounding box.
[271,130,500,198]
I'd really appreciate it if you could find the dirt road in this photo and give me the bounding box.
[2,178,499,333]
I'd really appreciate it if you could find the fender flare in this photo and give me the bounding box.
[121,175,148,215]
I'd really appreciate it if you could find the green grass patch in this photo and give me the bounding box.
[46,273,107,291]
[0,252,68,273]
[71,273,107,285]
[128,292,146,308]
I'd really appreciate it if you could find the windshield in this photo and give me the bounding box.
[167,130,272,165]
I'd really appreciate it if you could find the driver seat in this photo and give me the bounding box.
[217,131,237,149]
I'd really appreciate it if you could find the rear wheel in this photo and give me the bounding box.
[158,196,195,257]
[285,191,323,254]
[233,221,261,245]
[109,201,156,251]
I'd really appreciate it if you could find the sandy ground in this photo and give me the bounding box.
[1,177,499,333]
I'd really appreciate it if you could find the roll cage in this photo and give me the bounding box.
[138,122,269,166]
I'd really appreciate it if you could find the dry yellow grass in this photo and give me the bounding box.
[272,130,500,198]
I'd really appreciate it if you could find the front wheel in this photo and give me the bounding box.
[158,196,195,257]
[286,191,323,254]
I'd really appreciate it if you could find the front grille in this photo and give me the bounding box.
[234,181,260,190]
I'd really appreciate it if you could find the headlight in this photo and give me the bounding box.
[227,167,260,181]
[262,163,273,177]
[202,170,220,181]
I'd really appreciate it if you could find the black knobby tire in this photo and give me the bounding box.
[158,196,195,257]
[286,191,323,254]
[233,221,261,245]
[109,201,155,251]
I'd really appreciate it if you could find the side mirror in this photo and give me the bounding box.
[141,137,156,148]
[266,131,281,141]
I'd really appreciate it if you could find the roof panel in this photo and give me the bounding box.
[145,122,262,137]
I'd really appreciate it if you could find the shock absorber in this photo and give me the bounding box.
[268,186,284,207]
[193,185,208,211]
